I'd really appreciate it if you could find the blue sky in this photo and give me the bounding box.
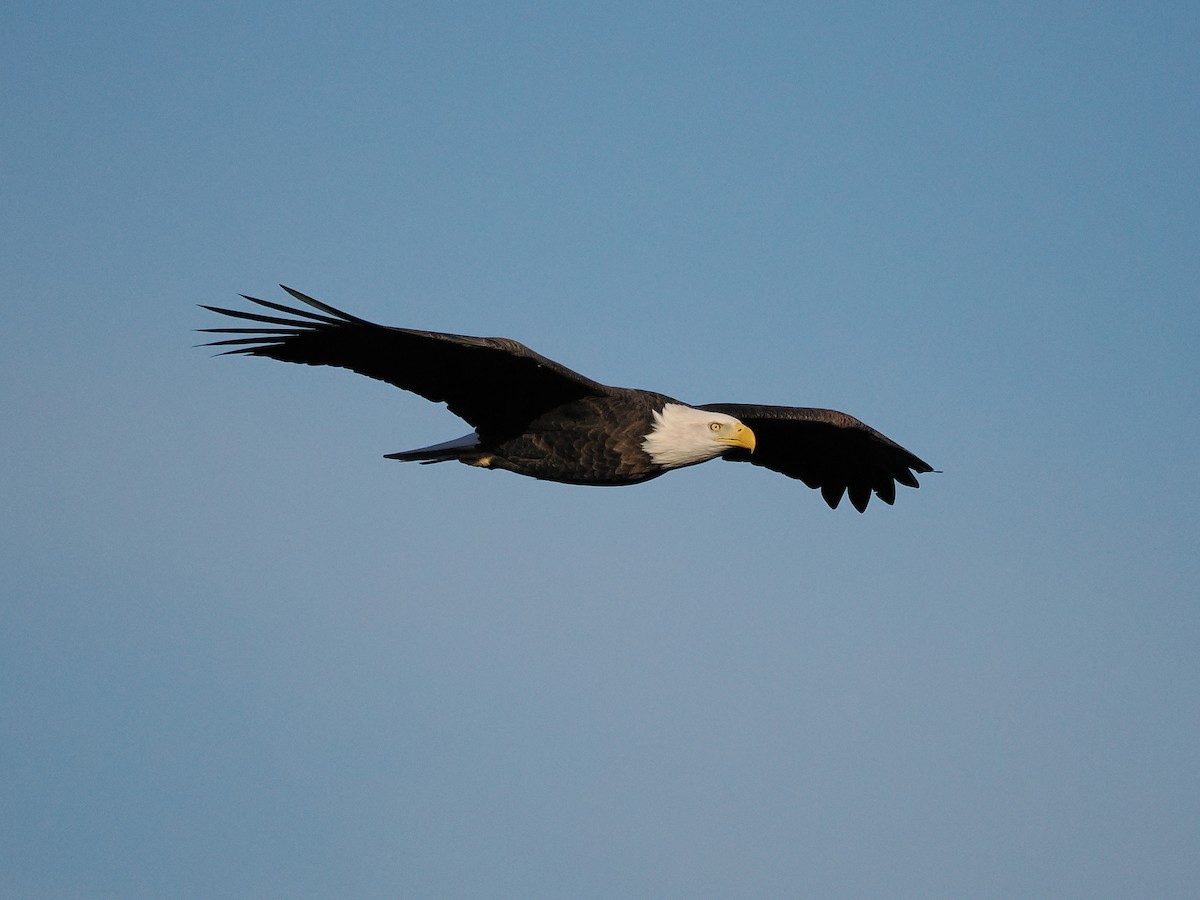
[3,2,1198,897]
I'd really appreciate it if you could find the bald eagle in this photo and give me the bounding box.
[201,287,934,511]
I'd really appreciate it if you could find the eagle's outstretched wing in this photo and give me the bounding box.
[201,286,610,436]
[698,403,935,512]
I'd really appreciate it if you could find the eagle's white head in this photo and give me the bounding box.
[641,403,756,469]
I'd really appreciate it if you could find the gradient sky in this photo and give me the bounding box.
[4,2,1198,898]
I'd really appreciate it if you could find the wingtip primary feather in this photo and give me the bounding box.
[821,483,845,510]
[278,285,368,324]
[875,479,897,506]
[200,304,322,329]
[236,292,344,325]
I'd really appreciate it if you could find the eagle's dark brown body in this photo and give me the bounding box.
[201,287,935,511]
[463,392,679,486]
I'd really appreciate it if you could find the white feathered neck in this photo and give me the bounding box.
[641,403,741,469]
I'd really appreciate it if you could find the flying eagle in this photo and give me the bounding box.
[201,286,934,511]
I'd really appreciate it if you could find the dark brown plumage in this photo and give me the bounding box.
[200,286,935,510]
[697,404,929,511]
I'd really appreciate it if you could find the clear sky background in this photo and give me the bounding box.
[3,2,1198,898]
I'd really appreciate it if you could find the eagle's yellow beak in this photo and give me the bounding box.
[723,423,756,453]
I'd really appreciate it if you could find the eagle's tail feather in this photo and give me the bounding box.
[384,432,480,464]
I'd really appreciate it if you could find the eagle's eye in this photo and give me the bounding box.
[709,422,722,432]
